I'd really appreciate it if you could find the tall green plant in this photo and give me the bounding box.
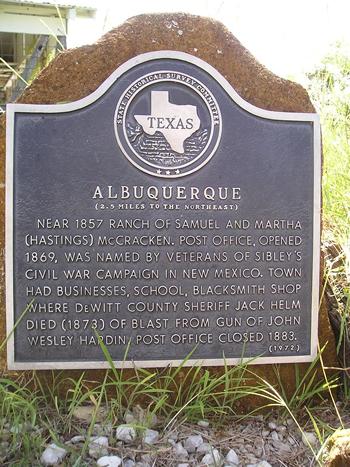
[307,42,350,245]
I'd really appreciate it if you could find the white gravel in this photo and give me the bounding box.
[183,434,204,452]
[201,448,223,466]
[197,442,212,454]
[36,409,328,466]
[197,420,210,428]
[142,428,159,445]
[40,443,67,466]
[123,459,136,467]
[69,435,85,444]
[174,441,189,459]
[116,425,137,443]
[226,448,240,465]
[97,455,122,467]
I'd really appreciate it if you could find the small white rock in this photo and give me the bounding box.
[97,455,122,467]
[261,430,270,437]
[226,448,240,465]
[270,431,279,441]
[168,431,178,442]
[184,434,204,452]
[70,435,85,444]
[277,425,287,433]
[89,436,109,458]
[197,443,212,454]
[272,440,291,453]
[142,429,159,445]
[254,447,263,458]
[177,29,183,36]
[302,431,318,447]
[201,448,223,466]
[116,425,137,443]
[268,422,277,430]
[124,411,136,424]
[255,462,273,467]
[174,442,188,459]
[40,443,67,466]
[123,460,136,467]
[177,464,189,467]
[197,420,210,428]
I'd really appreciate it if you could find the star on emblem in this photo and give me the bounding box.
[175,169,180,174]
[156,169,161,174]
[166,170,171,175]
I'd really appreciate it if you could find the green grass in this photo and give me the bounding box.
[307,42,350,250]
[322,124,350,247]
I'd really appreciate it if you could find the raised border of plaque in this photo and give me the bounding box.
[5,51,321,370]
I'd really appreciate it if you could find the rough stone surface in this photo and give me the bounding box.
[13,14,316,112]
[325,429,350,466]
[0,13,338,399]
[40,443,67,466]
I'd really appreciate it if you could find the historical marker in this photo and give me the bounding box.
[6,51,320,369]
